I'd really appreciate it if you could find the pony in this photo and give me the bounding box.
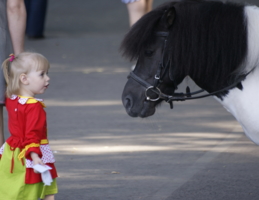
[121,0,259,145]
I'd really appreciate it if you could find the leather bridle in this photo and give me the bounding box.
[128,31,251,109]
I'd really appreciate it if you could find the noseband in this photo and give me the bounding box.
[128,31,251,109]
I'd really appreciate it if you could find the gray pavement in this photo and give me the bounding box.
[4,0,259,199]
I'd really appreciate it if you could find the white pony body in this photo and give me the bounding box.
[217,6,259,145]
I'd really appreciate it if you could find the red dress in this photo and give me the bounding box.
[0,95,58,184]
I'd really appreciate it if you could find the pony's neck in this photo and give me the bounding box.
[215,67,259,145]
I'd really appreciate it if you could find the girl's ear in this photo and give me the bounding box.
[20,73,29,85]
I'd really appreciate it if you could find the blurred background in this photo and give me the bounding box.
[7,0,259,199]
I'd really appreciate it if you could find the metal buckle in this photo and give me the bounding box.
[145,86,161,101]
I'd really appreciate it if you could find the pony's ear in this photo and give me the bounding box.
[161,7,175,29]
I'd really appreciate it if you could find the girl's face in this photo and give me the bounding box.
[24,68,50,96]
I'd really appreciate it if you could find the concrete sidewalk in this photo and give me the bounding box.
[10,0,259,199]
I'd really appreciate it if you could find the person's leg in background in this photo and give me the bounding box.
[126,0,153,26]
[25,0,48,39]
[125,0,153,71]
[145,0,153,14]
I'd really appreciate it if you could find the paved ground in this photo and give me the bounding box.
[4,0,259,199]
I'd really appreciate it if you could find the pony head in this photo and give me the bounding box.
[121,0,247,118]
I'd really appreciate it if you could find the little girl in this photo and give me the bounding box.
[0,52,58,200]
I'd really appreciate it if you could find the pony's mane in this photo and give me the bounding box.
[168,0,247,90]
[121,0,248,91]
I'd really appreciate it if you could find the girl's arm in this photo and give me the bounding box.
[22,103,45,160]
[7,0,26,55]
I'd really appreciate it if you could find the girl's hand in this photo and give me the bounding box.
[30,152,44,173]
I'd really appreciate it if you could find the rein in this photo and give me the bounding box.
[128,31,251,109]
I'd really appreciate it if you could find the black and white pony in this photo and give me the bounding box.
[121,0,259,145]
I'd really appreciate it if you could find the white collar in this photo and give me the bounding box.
[10,95,44,105]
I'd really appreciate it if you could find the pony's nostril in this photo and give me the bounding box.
[123,94,133,110]
[125,97,131,108]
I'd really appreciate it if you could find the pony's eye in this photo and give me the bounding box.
[145,50,154,57]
